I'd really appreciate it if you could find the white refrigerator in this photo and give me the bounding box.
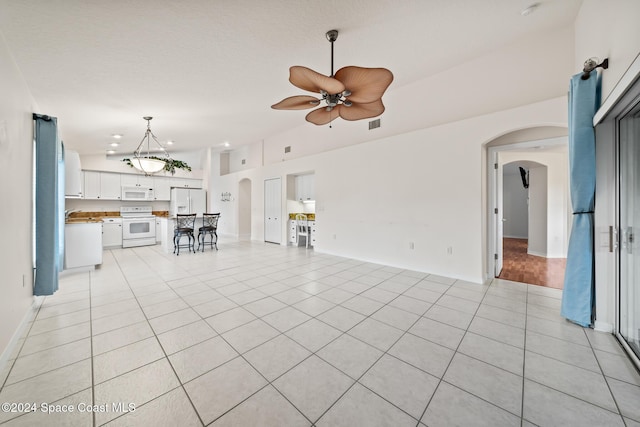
[170,188,207,216]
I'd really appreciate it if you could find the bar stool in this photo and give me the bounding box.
[174,213,196,255]
[198,213,220,251]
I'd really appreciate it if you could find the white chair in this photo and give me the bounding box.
[295,214,309,248]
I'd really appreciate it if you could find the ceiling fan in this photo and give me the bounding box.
[271,29,393,126]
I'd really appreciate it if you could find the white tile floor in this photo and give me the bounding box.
[1,240,639,426]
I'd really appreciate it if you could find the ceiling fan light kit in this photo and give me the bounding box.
[271,29,393,126]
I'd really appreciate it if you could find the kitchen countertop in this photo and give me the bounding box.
[289,213,316,220]
[66,210,169,223]
[65,218,104,224]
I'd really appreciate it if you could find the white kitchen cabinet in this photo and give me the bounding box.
[65,222,103,269]
[288,219,316,247]
[102,218,122,248]
[83,171,101,199]
[100,173,122,200]
[171,178,202,189]
[155,217,164,243]
[295,174,315,202]
[310,221,317,246]
[65,150,83,198]
[83,171,121,200]
[121,174,154,189]
[288,220,297,244]
[153,177,172,201]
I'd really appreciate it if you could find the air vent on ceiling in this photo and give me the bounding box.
[284,146,291,153]
[369,119,381,130]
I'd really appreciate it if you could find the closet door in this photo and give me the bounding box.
[264,178,281,244]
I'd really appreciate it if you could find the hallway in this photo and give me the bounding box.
[498,238,566,289]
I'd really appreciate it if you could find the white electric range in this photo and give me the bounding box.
[120,206,156,248]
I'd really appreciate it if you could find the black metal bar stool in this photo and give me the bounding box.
[198,213,220,251]
[174,213,196,255]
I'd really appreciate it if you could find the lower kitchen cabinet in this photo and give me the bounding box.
[102,218,123,248]
[65,223,103,269]
[288,219,316,247]
[156,217,165,244]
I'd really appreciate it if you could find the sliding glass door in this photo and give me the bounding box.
[619,99,640,359]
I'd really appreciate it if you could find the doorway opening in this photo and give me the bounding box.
[487,132,570,289]
[498,161,566,288]
[238,178,252,241]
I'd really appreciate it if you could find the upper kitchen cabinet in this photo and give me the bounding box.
[153,176,172,201]
[100,172,122,199]
[295,174,315,202]
[171,178,202,189]
[65,150,83,198]
[83,171,121,200]
[121,174,154,189]
[83,171,100,199]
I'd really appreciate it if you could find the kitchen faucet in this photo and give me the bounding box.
[64,209,80,219]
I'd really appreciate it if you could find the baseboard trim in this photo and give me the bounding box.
[527,249,548,258]
[0,297,42,378]
[593,320,614,333]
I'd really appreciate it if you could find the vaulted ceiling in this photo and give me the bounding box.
[0,0,582,155]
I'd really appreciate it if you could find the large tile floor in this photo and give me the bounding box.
[1,241,639,426]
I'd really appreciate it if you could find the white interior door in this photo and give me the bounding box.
[495,153,504,276]
[264,178,281,244]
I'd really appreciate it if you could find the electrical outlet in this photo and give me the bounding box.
[333,234,337,240]
[447,246,453,255]
[409,242,414,250]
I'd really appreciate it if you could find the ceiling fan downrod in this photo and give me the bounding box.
[326,30,338,77]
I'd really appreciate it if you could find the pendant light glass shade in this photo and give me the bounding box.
[130,157,165,173]
[132,116,171,175]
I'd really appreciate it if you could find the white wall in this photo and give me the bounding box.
[575,0,640,104]
[0,35,39,357]
[211,97,567,284]
[528,166,549,257]
[229,28,574,168]
[575,0,640,331]
[502,171,528,239]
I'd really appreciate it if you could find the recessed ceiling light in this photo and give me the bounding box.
[223,142,230,147]
[110,142,119,147]
[112,134,123,139]
[521,3,539,16]
[106,149,116,154]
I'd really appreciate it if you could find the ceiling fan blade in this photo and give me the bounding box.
[290,66,345,94]
[339,99,385,121]
[271,95,321,110]
[334,66,394,103]
[305,105,342,125]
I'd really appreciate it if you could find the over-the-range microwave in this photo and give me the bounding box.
[121,186,154,201]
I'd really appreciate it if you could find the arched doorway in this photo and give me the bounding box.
[238,178,252,240]
[487,127,569,288]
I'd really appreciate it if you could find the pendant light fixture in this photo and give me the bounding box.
[131,116,171,175]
